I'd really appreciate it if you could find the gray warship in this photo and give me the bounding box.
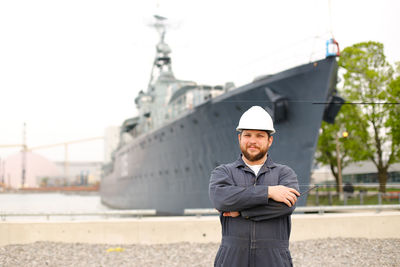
[100,16,342,215]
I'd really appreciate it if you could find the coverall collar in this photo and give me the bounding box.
[234,154,277,169]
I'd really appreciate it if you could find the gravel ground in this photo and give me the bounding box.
[1,238,399,267]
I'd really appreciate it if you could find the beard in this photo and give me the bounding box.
[240,144,269,162]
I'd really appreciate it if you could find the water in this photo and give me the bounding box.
[0,192,112,221]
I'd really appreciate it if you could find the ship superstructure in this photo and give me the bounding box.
[120,16,231,144]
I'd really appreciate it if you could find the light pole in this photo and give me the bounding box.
[21,122,27,188]
[336,131,348,200]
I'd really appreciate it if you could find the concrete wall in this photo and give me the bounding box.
[291,212,400,241]
[1,212,399,246]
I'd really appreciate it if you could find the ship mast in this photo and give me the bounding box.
[147,15,174,93]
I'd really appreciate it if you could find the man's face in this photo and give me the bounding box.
[238,129,273,162]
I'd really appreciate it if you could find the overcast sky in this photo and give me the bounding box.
[1,0,399,162]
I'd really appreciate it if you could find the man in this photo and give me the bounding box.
[209,106,300,267]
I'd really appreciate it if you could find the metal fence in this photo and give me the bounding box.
[184,204,400,217]
[2,204,400,220]
[0,209,156,221]
[309,188,400,206]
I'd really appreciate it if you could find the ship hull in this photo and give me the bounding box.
[101,57,338,215]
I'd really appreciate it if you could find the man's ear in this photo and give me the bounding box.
[269,135,274,146]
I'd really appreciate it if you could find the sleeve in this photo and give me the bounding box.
[240,200,296,221]
[240,165,299,221]
[209,165,269,212]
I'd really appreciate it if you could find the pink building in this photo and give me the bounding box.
[1,151,61,188]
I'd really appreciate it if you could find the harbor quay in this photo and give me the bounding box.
[1,212,400,266]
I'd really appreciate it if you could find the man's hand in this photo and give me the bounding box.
[268,185,300,207]
[222,211,240,217]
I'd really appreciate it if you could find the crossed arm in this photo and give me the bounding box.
[209,165,300,221]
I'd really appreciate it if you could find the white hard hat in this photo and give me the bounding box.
[236,106,275,134]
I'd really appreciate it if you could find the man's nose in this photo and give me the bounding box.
[248,136,257,144]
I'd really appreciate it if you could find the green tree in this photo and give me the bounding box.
[317,41,400,193]
[316,104,369,192]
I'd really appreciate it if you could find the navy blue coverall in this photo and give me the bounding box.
[209,155,299,267]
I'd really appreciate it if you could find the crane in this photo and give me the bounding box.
[28,136,104,178]
[0,122,27,187]
[0,137,104,182]
[0,144,24,148]
[1,122,105,188]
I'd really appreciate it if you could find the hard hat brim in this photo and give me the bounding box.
[236,127,275,134]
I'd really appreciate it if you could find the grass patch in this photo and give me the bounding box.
[306,193,400,206]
